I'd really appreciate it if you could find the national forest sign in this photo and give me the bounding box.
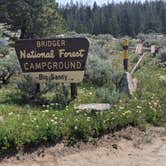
[15,38,89,83]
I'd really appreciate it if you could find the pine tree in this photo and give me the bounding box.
[0,0,67,39]
[59,0,166,36]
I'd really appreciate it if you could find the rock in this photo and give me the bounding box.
[76,103,111,111]
[112,144,118,149]
[119,72,138,96]
[16,155,20,160]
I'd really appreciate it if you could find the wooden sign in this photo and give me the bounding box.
[135,44,143,55]
[15,38,89,83]
[151,45,156,54]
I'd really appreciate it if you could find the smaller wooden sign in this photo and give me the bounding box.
[151,45,156,54]
[135,44,143,55]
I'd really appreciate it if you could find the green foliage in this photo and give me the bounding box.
[60,1,166,36]
[17,75,40,101]
[157,48,166,66]
[0,47,19,84]
[1,0,67,38]
[137,33,166,47]
[96,87,119,104]
[85,44,113,86]
[42,83,70,109]
[0,36,165,154]
[17,75,70,107]
[51,84,70,107]
[0,46,9,56]
[86,57,113,86]
[0,59,166,152]
[0,29,3,37]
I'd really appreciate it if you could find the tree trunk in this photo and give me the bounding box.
[2,77,8,84]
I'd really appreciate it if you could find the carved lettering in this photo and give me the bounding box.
[20,49,55,59]
[22,61,82,71]
[36,40,66,48]
[59,49,85,58]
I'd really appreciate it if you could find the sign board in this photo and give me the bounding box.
[15,38,89,83]
[135,44,143,55]
[151,45,156,54]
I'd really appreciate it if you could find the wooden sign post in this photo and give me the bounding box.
[15,38,89,99]
[135,43,143,55]
[71,83,77,99]
[123,39,129,71]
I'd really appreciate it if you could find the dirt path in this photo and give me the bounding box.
[0,126,166,166]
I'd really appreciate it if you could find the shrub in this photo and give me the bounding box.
[0,46,9,56]
[89,44,108,59]
[17,75,41,102]
[137,33,165,46]
[157,48,166,64]
[97,34,114,41]
[17,75,70,107]
[86,56,113,86]
[85,44,113,86]
[0,47,19,84]
[96,87,120,104]
[50,84,70,108]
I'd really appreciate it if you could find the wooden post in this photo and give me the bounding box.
[130,53,146,75]
[35,83,41,95]
[123,39,129,71]
[71,83,77,99]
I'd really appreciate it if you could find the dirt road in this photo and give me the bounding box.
[1,126,166,166]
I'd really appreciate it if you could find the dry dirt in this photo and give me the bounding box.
[0,125,166,166]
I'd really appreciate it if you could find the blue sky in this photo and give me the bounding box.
[56,0,145,6]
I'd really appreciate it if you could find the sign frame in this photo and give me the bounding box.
[15,38,89,83]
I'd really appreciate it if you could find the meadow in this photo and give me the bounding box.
[0,33,166,154]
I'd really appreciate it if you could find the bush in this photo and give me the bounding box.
[17,75,70,107]
[17,75,40,101]
[97,34,114,41]
[0,46,9,56]
[137,33,165,46]
[85,44,113,86]
[157,48,166,64]
[96,87,120,104]
[49,84,70,108]
[86,56,113,86]
[0,47,19,84]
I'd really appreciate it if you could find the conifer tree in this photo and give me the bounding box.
[0,0,66,39]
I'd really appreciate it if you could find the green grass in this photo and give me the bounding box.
[0,39,165,154]
[0,102,146,152]
[0,60,165,153]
